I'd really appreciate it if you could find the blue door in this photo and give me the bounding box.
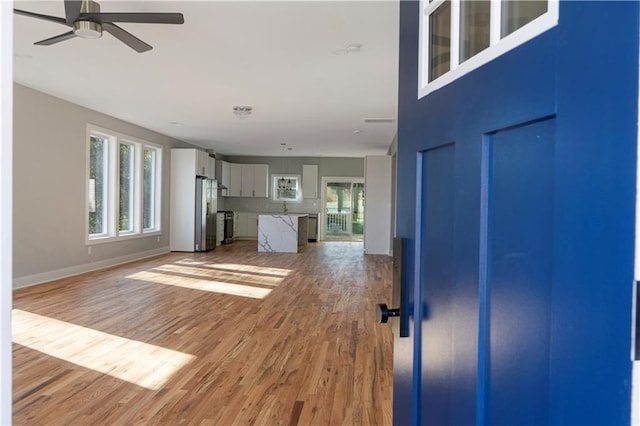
[393,1,638,424]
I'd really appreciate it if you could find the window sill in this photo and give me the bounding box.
[87,231,161,246]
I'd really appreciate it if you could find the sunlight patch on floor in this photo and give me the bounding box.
[154,263,284,286]
[127,270,272,299]
[12,309,195,390]
[175,260,292,277]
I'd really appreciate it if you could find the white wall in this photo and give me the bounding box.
[0,2,12,422]
[364,155,392,255]
[13,84,195,288]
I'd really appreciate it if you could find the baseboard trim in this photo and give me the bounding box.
[13,246,171,289]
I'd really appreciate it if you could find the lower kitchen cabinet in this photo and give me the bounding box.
[235,212,259,239]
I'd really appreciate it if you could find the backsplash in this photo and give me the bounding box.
[222,196,322,214]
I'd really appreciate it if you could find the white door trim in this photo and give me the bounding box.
[0,1,13,423]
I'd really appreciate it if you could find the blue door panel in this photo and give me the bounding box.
[420,144,456,425]
[394,1,639,425]
[486,119,555,425]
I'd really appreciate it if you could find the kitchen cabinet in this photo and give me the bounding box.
[246,212,258,237]
[195,149,213,177]
[172,148,212,178]
[253,165,269,197]
[240,165,254,197]
[209,156,216,179]
[302,164,318,199]
[228,164,269,198]
[235,212,258,239]
[216,212,225,246]
[229,163,243,196]
[215,160,231,196]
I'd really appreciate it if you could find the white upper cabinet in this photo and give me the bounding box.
[208,156,216,179]
[173,149,212,178]
[227,163,269,198]
[252,165,269,197]
[195,150,210,177]
[229,163,243,196]
[241,164,254,197]
[302,164,318,199]
[215,160,231,196]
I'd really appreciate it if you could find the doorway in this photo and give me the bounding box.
[321,177,364,242]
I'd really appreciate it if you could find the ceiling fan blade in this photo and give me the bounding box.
[14,9,68,26]
[34,31,77,46]
[82,12,184,25]
[102,23,152,53]
[64,0,82,24]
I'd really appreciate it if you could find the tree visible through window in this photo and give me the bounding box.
[143,148,155,230]
[87,125,162,242]
[89,135,108,236]
[119,143,134,233]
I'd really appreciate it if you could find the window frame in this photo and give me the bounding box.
[118,140,137,236]
[418,0,559,99]
[142,145,162,233]
[271,174,302,203]
[85,124,162,245]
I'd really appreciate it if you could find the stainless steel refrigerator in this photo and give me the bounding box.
[194,177,217,252]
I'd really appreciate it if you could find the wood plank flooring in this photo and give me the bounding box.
[12,241,393,425]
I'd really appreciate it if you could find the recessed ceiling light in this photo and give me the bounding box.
[13,53,32,60]
[353,129,362,134]
[168,121,184,126]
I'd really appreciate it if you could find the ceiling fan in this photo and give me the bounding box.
[14,0,184,53]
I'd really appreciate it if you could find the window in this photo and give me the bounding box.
[119,142,135,234]
[143,147,159,231]
[88,134,110,237]
[419,0,558,97]
[272,175,302,202]
[86,125,162,243]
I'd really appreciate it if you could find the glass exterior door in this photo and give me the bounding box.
[325,181,364,241]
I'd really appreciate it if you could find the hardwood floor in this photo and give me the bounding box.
[12,241,393,425]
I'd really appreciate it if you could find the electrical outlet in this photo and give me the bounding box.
[87,246,92,255]
[157,236,160,242]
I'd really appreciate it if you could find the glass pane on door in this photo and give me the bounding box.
[501,0,547,38]
[325,181,364,241]
[352,183,365,237]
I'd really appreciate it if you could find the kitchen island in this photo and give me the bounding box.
[258,214,308,253]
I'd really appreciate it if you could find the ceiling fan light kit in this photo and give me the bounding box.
[233,106,253,120]
[73,21,102,39]
[14,0,184,53]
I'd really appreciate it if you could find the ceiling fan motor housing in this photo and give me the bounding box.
[73,21,102,39]
[15,0,184,52]
[74,0,102,39]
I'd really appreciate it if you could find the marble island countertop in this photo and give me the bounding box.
[258,214,309,253]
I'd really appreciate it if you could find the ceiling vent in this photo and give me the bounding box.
[364,118,396,124]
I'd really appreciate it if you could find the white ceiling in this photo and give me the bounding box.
[13,1,399,157]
